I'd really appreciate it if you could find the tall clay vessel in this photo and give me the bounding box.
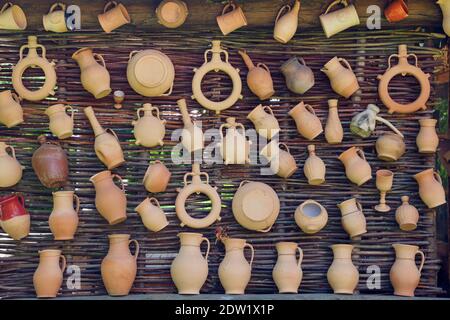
[178,98,204,153]
[303,145,326,185]
[288,101,323,140]
[247,104,279,140]
[33,249,66,298]
[390,244,425,297]
[416,118,439,153]
[0,142,23,188]
[321,57,359,98]
[0,90,23,128]
[395,196,419,231]
[49,190,80,240]
[273,0,301,44]
[238,50,274,100]
[327,244,359,294]
[414,168,446,208]
[338,147,372,186]
[325,99,343,144]
[272,242,303,293]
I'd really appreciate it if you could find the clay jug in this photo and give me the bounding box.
[303,145,326,185]
[32,135,69,188]
[273,0,301,43]
[135,197,169,232]
[132,103,166,147]
[98,1,130,33]
[294,199,328,234]
[49,190,80,240]
[338,147,372,186]
[414,168,446,208]
[247,104,279,140]
[417,118,439,153]
[260,140,297,179]
[101,234,139,296]
[142,160,171,193]
[0,90,23,128]
[272,242,303,293]
[321,57,359,98]
[218,238,254,294]
[281,57,315,94]
[45,104,74,140]
[33,249,66,298]
[238,50,274,100]
[0,142,23,188]
[218,117,251,165]
[72,48,111,99]
[178,98,204,153]
[0,193,29,240]
[325,99,343,144]
[327,244,359,294]
[84,106,125,170]
[171,232,210,294]
[376,132,406,161]
[216,2,247,35]
[395,196,419,231]
[90,170,127,225]
[288,101,323,140]
[390,244,425,297]
[438,0,450,37]
[337,198,367,238]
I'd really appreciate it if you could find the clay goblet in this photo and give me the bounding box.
[375,169,394,212]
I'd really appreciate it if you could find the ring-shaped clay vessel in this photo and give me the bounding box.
[192,40,242,114]
[175,163,221,228]
[377,44,430,114]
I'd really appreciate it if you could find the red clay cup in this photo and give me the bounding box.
[0,193,27,221]
[385,0,408,23]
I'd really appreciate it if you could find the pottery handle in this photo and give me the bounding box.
[149,197,160,208]
[73,194,80,214]
[416,250,425,274]
[433,171,443,185]
[257,63,271,75]
[49,2,66,13]
[407,53,419,67]
[5,144,16,159]
[160,82,173,96]
[65,105,75,119]
[128,50,139,62]
[201,237,211,260]
[244,243,255,267]
[387,54,399,70]
[304,104,316,116]
[258,225,273,233]
[112,174,125,191]
[275,5,291,23]
[93,53,106,68]
[262,105,274,116]
[104,1,118,13]
[200,172,210,185]
[239,180,251,188]
[297,247,304,268]
[278,142,290,153]
[106,128,120,142]
[356,199,363,212]
[324,0,347,15]
[17,193,25,207]
[60,254,67,273]
[356,148,366,161]
[136,107,144,120]
[338,57,353,71]
[298,57,306,66]
[151,106,161,119]
[129,239,140,261]
[0,2,12,13]
[11,92,21,103]
[221,2,236,15]
[375,116,404,138]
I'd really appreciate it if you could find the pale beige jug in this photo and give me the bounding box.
[395,196,419,231]
[303,145,326,185]
[416,118,439,153]
[142,160,171,193]
[273,0,301,44]
[0,142,23,188]
[132,103,166,147]
[218,117,251,165]
[337,198,367,238]
[338,147,372,186]
[272,242,303,293]
[247,104,279,140]
[414,168,446,208]
[45,104,74,140]
[216,2,247,35]
[260,140,298,179]
[0,2,27,30]
[33,249,66,298]
[178,98,204,153]
[288,101,323,140]
[321,57,359,98]
[294,200,328,234]
[327,244,359,294]
[325,99,343,144]
[135,197,169,232]
[49,190,79,240]
[0,90,23,128]
[390,244,425,297]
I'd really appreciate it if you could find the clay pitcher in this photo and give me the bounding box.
[45,104,74,139]
[338,147,372,186]
[90,170,127,225]
[288,101,323,140]
[395,196,419,231]
[0,193,29,240]
[101,234,139,296]
[414,168,446,208]
[416,118,439,153]
[337,198,367,238]
[135,197,169,232]
[0,142,23,188]
[33,249,66,298]
[273,0,301,44]
[260,140,298,179]
[303,145,326,185]
[178,98,204,153]
[438,0,450,37]
[325,99,343,144]
[142,160,171,193]
[390,244,425,297]
[272,242,303,293]
[171,232,210,294]
[49,190,80,240]
[218,238,254,294]
[247,104,279,140]
[327,244,359,294]
[321,57,359,98]
[218,117,251,165]
[281,57,315,94]
[98,1,131,33]
[216,2,247,35]
[238,50,274,100]
[0,90,23,128]
[132,103,166,147]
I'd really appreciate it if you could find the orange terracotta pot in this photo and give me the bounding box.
[272,242,303,293]
[385,0,408,23]
[338,147,372,186]
[414,168,446,208]
[33,249,66,298]
[49,190,79,240]
[390,244,424,297]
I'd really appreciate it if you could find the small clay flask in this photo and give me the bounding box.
[395,196,419,231]
[303,145,326,185]
[325,99,343,144]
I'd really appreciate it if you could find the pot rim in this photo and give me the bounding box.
[52,190,74,197]
[72,47,93,60]
[108,233,131,240]
[90,170,112,183]
[392,243,419,250]
[38,249,62,256]
[413,168,434,180]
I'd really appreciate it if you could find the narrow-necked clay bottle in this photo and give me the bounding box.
[49,190,80,240]
[273,0,301,44]
[395,196,419,231]
[238,50,274,100]
[325,99,343,144]
[272,242,303,293]
[327,244,359,294]
[416,118,439,153]
[303,145,326,185]
[390,244,425,297]
[33,249,66,298]
[177,98,204,153]
[0,142,24,188]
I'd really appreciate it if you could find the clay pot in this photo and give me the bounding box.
[395,196,419,231]
[216,2,247,35]
[390,244,425,297]
[238,50,274,100]
[319,0,360,38]
[178,98,204,153]
[288,101,323,140]
[414,168,446,208]
[303,145,326,185]
[218,238,254,294]
[281,57,315,95]
[0,142,23,188]
[0,2,27,30]
[45,104,74,139]
[90,170,127,225]
[273,0,300,43]
[33,249,66,298]
[376,132,406,161]
[135,197,169,232]
[327,244,359,294]
[294,200,328,234]
[143,160,171,193]
[101,234,139,296]
[325,99,343,144]
[0,193,29,240]
[171,232,210,294]
[0,90,23,128]
[338,147,372,186]
[247,104,279,140]
[321,57,359,98]
[98,1,130,33]
[155,0,188,28]
[32,135,69,189]
[417,118,439,153]
[218,117,251,165]
[438,0,450,37]
[260,140,297,179]
[43,3,67,33]
[49,191,79,240]
[385,0,408,22]
[272,242,303,293]
[337,198,367,238]
[132,103,166,147]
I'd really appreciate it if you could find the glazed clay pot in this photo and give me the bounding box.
[260,140,298,179]
[338,147,372,186]
[0,142,23,188]
[414,168,446,208]
[390,244,425,297]
[143,160,171,193]
[272,242,303,293]
[247,104,280,140]
[0,2,27,30]
[171,232,210,294]
[135,197,169,232]
[218,117,251,165]
[132,103,166,147]
[321,57,359,98]
[303,145,326,185]
[0,90,23,128]
[325,99,343,144]
[288,101,323,140]
[319,0,360,38]
[337,198,367,238]
[49,190,79,240]
[98,1,130,33]
[216,2,247,35]
[438,0,450,37]
[416,119,439,153]
[238,50,274,100]
[0,193,29,240]
[101,234,139,296]
[45,104,74,140]
[395,196,419,231]
[218,238,254,295]
[156,0,189,29]
[33,249,66,298]
[376,132,406,162]
[281,57,315,95]
[385,0,408,22]
[178,98,204,153]
[327,244,359,294]
[294,200,328,234]
[273,0,300,44]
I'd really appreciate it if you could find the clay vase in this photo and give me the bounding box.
[218,238,254,294]
[238,50,274,100]
[49,191,80,240]
[216,2,247,35]
[395,196,419,231]
[218,117,251,165]
[72,48,111,99]
[247,104,280,140]
[294,200,328,234]
[45,104,74,140]
[84,106,125,170]
[338,147,372,186]
[0,142,23,188]
[260,140,298,179]
[385,0,408,22]
[319,0,360,38]
[32,135,69,189]
[321,57,359,98]
[390,244,425,297]
[178,98,204,153]
[325,99,343,144]
[0,90,23,128]
[303,145,326,185]
[132,103,166,147]
[90,170,127,225]
[0,193,29,240]
[135,197,169,232]
[288,101,323,140]
[417,119,439,153]
[272,242,303,293]
[414,168,446,208]
[337,198,367,238]
[171,232,210,294]
[273,0,301,44]
[143,160,171,193]
[376,133,406,162]
[327,244,359,294]
[98,1,130,33]
[438,0,450,37]
[33,249,66,298]
[101,234,139,296]
[281,57,315,95]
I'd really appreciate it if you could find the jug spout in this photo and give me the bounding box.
[238,50,255,70]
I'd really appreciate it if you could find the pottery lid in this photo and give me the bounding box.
[134,55,169,88]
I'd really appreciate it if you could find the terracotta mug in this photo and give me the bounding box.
[0,193,29,240]
[0,2,27,30]
[135,197,169,232]
[0,90,23,128]
[385,0,408,23]
[216,2,247,35]
[43,3,67,33]
[98,1,130,33]
[143,160,171,193]
[319,0,360,38]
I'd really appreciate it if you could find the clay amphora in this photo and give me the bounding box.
[390,244,425,297]
[142,160,171,193]
[98,1,130,33]
[72,48,111,99]
[272,242,303,293]
[238,50,274,100]
[33,249,66,298]
[0,142,23,188]
[337,198,367,238]
[325,99,343,144]
[260,140,297,179]
[321,57,359,98]
[247,104,279,140]
[288,101,323,140]
[135,197,169,232]
[218,117,251,165]
[281,57,315,95]
[295,199,328,234]
[338,147,372,186]
[376,132,406,162]
[385,0,408,22]
[90,170,127,225]
[303,145,326,185]
[132,103,166,147]
[417,118,438,153]
[0,193,29,240]
[0,2,27,30]
[327,244,359,294]
[45,104,74,140]
[84,106,125,170]
[438,0,450,37]
[49,190,79,240]
[43,3,68,33]
[171,232,210,294]
[0,90,23,128]
[178,98,204,153]
[414,168,446,208]
[218,238,254,294]
[101,234,139,296]
[395,196,419,231]
[319,0,360,38]
[32,135,69,188]
[216,2,247,35]
[273,0,301,44]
